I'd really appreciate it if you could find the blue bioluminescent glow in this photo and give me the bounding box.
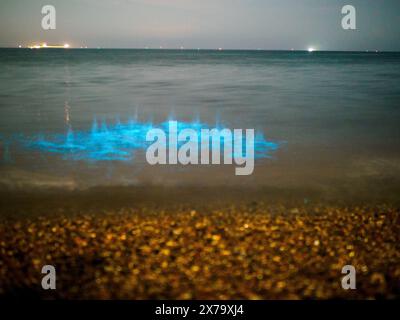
[4,118,281,163]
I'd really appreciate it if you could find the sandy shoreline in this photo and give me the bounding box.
[0,192,399,299]
[1,184,400,217]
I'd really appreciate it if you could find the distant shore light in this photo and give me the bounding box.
[64,43,70,48]
[308,47,315,53]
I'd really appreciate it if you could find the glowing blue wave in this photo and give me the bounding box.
[3,118,281,163]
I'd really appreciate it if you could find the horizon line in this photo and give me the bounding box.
[1,46,399,53]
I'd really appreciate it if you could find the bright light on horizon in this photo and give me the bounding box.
[308,47,315,53]
[28,43,71,49]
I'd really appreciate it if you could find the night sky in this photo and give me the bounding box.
[0,0,399,50]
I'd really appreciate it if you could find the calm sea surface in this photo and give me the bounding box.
[0,49,400,195]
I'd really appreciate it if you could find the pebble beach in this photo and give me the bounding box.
[0,191,399,299]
